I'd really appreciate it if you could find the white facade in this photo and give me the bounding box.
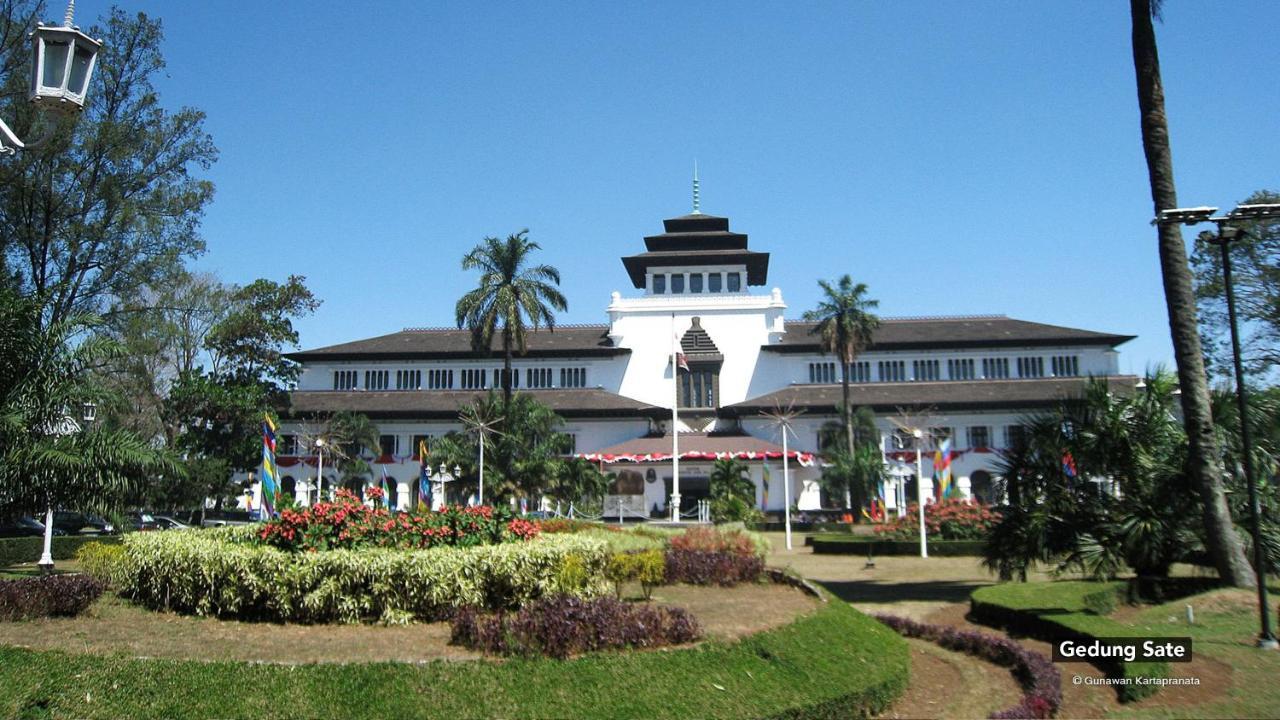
[263,211,1135,516]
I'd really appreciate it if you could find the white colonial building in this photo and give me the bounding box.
[265,209,1136,517]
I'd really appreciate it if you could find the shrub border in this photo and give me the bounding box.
[0,595,907,720]
[0,535,120,568]
[969,583,1167,702]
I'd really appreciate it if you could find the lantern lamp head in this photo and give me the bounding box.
[29,21,102,113]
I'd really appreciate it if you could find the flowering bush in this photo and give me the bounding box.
[451,594,701,658]
[256,489,538,552]
[0,574,104,621]
[874,500,1000,540]
[873,614,1061,719]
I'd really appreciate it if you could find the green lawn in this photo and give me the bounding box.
[0,595,908,719]
[1111,586,1280,719]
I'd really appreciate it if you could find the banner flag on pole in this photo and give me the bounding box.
[381,465,392,511]
[260,414,279,521]
[934,438,953,500]
[418,439,432,510]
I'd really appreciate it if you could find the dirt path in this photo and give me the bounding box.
[878,637,1023,719]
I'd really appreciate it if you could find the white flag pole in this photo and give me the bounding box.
[671,313,681,522]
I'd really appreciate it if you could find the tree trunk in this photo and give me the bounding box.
[502,327,513,407]
[1129,0,1255,588]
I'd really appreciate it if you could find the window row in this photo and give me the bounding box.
[804,354,1083,383]
[333,367,588,391]
[885,424,1028,451]
[276,432,581,458]
[651,271,743,295]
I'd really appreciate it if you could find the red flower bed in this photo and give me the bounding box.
[873,499,1000,540]
[257,489,539,552]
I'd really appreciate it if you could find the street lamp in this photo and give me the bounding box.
[912,428,928,559]
[0,1,102,155]
[1156,203,1280,650]
[314,437,327,501]
[37,400,96,573]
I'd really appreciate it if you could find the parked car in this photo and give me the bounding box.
[149,515,191,531]
[52,511,114,535]
[126,513,162,532]
[199,509,255,528]
[0,516,54,538]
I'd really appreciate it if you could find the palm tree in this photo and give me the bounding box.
[1129,0,1254,587]
[803,276,880,508]
[1,288,178,565]
[320,411,381,490]
[455,231,568,407]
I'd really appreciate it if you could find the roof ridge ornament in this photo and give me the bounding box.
[691,160,701,215]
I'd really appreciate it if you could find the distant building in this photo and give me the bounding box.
[264,209,1136,516]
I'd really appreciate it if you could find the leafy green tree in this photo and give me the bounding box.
[320,411,382,488]
[547,457,609,509]
[982,371,1259,583]
[0,6,217,326]
[1191,189,1280,381]
[709,457,761,524]
[1129,0,1254,587]
[802,276,879,508]
[817,406,883,511]
[455,231,567,407]
[430,391,571,504]
[0,287,178,532]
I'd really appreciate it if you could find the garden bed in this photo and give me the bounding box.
[0,582,819,664]
[0,594,907,719]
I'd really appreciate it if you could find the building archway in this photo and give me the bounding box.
[385,477,399,511]
[970,470,995,504]
[282,476,296,501]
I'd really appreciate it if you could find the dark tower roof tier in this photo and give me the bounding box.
[621,212,770,288]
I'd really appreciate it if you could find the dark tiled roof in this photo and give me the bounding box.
[285,388,665,420]
[720,376,1140,415]
[287,325,624,362]
[621,249,770,288]
[766,317,1135,352]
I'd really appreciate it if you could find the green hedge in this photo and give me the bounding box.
[117,528,611,623]
[810,535,985,556]
[969,581,1167,701]
[0,596,906,719]
[0,535,120,568]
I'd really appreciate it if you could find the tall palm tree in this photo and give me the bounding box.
[456,231,568,407]
[803,276,880,508]
[1129,0,1254,587]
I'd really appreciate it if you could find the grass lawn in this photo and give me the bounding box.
[0,595,908,719]
[1109,585,1280,719]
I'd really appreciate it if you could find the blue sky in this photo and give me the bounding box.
[104,1,1279,373]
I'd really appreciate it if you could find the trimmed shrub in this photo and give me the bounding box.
[451,594,701,658]
[0,574,104,621]
[537,518,610,534]
[74,541,124,587]
[874,614,1061,719]
[669,526,765,557]
[605,549,665,599]
[0,534,121,567]
[117,529,610,623]
[664,549,763,586]
[970,581,1168,701]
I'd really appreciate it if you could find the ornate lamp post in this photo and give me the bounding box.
[1156,204,1280,651]
[37,401,96,573]
[0,1,102,155]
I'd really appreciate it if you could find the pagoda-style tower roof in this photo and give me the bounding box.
[621,212,770,289]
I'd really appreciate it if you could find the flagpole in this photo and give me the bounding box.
[914,428,928,558]
[671,313,681,522]
[782,425,792,550]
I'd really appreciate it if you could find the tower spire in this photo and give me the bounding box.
[691,160,701,215]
